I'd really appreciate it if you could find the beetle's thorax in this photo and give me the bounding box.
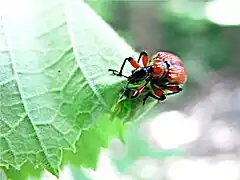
[128,66,153,83]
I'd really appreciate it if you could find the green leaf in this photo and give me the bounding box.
[0,0,155,179]
[63,114,127,170]
[1,162,42,180]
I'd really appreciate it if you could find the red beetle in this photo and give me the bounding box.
[109,51,187,104]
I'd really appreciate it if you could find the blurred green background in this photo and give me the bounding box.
[44,0,240,179]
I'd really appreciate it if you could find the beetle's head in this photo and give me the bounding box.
[128,67,151,84]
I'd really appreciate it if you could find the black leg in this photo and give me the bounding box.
[108,57,131,78]
[164,87,182,96]
[142,92,166,105]
[142,93,151,105]
[137,51,148,63]
[164,91,181,96]
[109,52,148,76]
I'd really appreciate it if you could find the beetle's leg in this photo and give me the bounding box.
[131,85,145,98]
[108,57,140,77]
[131,80,149,98]
[120,80,148,99]
[152,86,166,101]
[128,57,141,69]
[142,92,151,105]
[137,51,149,67]
[108,69,128,78]
[142,91,166,105]
[164,85,182,96]
[143,85,166,105]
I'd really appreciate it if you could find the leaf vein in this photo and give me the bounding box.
[3,25,57,172]
[63,2,108,108]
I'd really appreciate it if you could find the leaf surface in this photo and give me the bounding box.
[0,0,155,178]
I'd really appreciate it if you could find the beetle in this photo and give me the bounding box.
[108,51,187,105]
